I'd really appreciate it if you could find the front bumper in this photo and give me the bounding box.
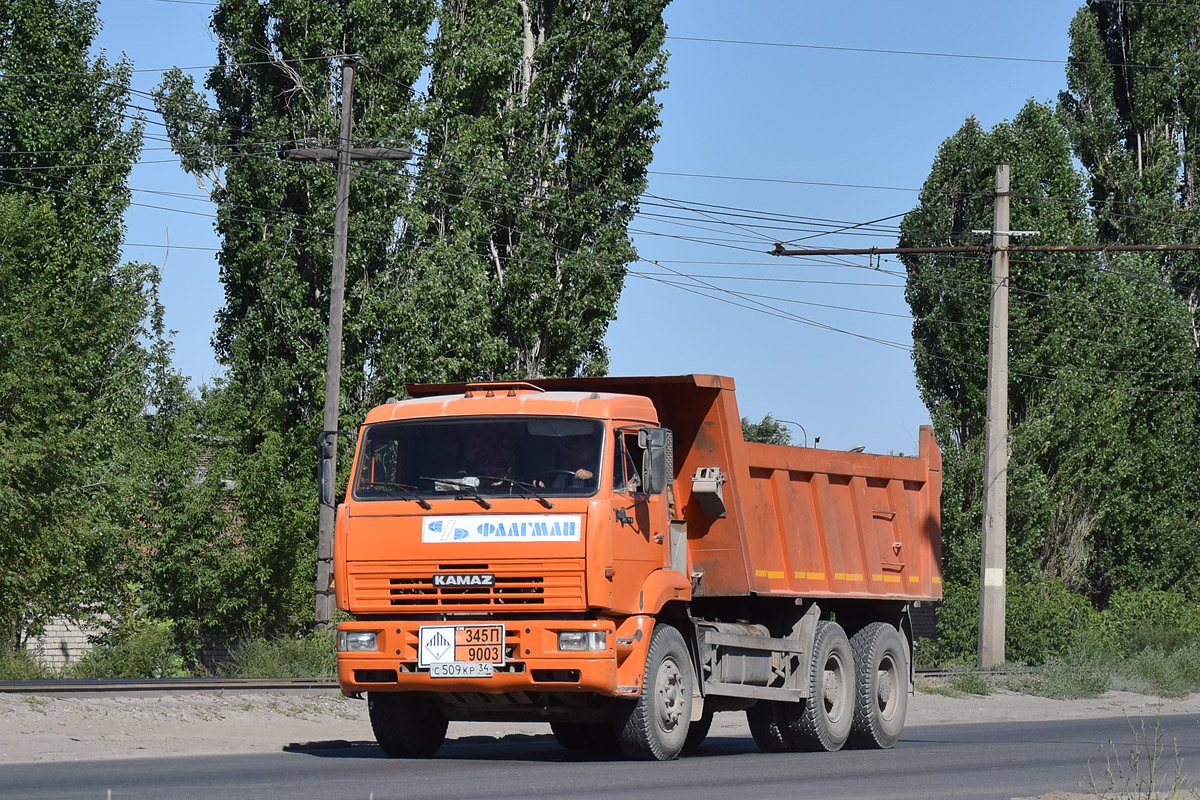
[337,618,620,695]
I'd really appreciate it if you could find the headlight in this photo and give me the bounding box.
[337,630,379,652]
[557,630,607,651]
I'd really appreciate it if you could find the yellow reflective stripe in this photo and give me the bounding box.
[755,570,785,579]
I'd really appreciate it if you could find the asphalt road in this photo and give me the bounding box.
[5,713,1199,800]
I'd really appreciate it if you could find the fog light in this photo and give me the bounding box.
[337,630,378,652]
[557,630,607,651]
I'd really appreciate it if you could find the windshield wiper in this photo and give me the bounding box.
[418,477,493,510]
[479,476,554,509]
[358,481,432,509]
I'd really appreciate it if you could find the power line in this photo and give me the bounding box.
[666,35,1067,65]
[647,169,919,193]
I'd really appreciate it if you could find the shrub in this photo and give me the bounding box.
[0,646,51,680]
[218,631,336,678]
[1001,651,1110,699]
[1109,642,1200,698]
[930,576,1098,667]
[947,668,992,695]
[1005,578,1098,665]
[1093,589,1200,659]
[69,619,187,678]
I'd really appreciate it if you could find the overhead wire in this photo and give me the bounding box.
[9,41,1200,391]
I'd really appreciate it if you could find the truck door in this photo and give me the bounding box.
[610,427,670,613]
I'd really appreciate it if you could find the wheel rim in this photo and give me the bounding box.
[655,655,685,732]
[876,653,901,721]
[822,652,849,724]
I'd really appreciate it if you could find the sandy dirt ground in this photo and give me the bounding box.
[2,684,1198,766]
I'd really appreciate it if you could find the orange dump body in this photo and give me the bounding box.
[405,374,943,603]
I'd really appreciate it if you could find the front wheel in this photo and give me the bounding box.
[786,620,855,752]
[368,692,448,758]
[847,622,909,749]
[682,708,714,753]
[615,624,693,760]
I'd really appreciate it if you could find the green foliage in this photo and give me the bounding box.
[152,1,671,633]
[904,98,1200,644]
[1109,643,1200,699]
[1001,651,1112,700]
[927,585,1200,699]
[66,586,187,678]
[1006,578,1099,665]
[1094,589,1200,659]
[0,0,160,643]
[741,414,793,445]
[70,619,187,679]
[0,645,51,680]
[218,631,337,678]
[929,576,1099,667]
[946,668,992,696]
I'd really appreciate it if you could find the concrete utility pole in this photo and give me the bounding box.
[285,56,412,630]
[978,163,1010,668]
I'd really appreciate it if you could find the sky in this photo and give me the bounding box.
[95,0,1082,454]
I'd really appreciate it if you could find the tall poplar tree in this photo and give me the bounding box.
[0,0,155,644]
[1060,0,1200,344]
[154,0,669,633]
[902,102,1200,609]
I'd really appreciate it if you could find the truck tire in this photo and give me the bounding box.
[847,622,909,749]
[747,700,799,752]
[683,709,715,753]
[551,721,619,752]
[368,692,448,758]
[615,623,693,760]
[786,620,854,752]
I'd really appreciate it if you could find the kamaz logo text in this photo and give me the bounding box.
[432,573,496,587]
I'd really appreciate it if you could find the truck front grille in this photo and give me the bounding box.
[347,560,586,612]
[388,576,546,606]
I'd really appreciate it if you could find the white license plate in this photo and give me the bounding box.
[429,661,495,678]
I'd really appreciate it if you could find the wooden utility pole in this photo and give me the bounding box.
[285,56,412,630]
[978,163,1010,668]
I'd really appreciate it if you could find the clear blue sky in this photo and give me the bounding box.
[96,0,1080,454]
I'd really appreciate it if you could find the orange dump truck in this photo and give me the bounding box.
[328,374,941,760]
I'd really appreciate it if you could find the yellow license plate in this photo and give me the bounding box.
[419,624,504,675]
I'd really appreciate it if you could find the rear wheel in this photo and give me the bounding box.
[847,622,909,749]
[615,624,693,760]
[747,700,798,752]
[787,621,854,752]
[368,692,448,758]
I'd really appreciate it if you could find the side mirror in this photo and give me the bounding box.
[317,430,339,508]
[638,427,671,495]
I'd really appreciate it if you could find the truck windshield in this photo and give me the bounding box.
[353,416,604,501]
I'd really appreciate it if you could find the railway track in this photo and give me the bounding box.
[0,669,1013,694]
